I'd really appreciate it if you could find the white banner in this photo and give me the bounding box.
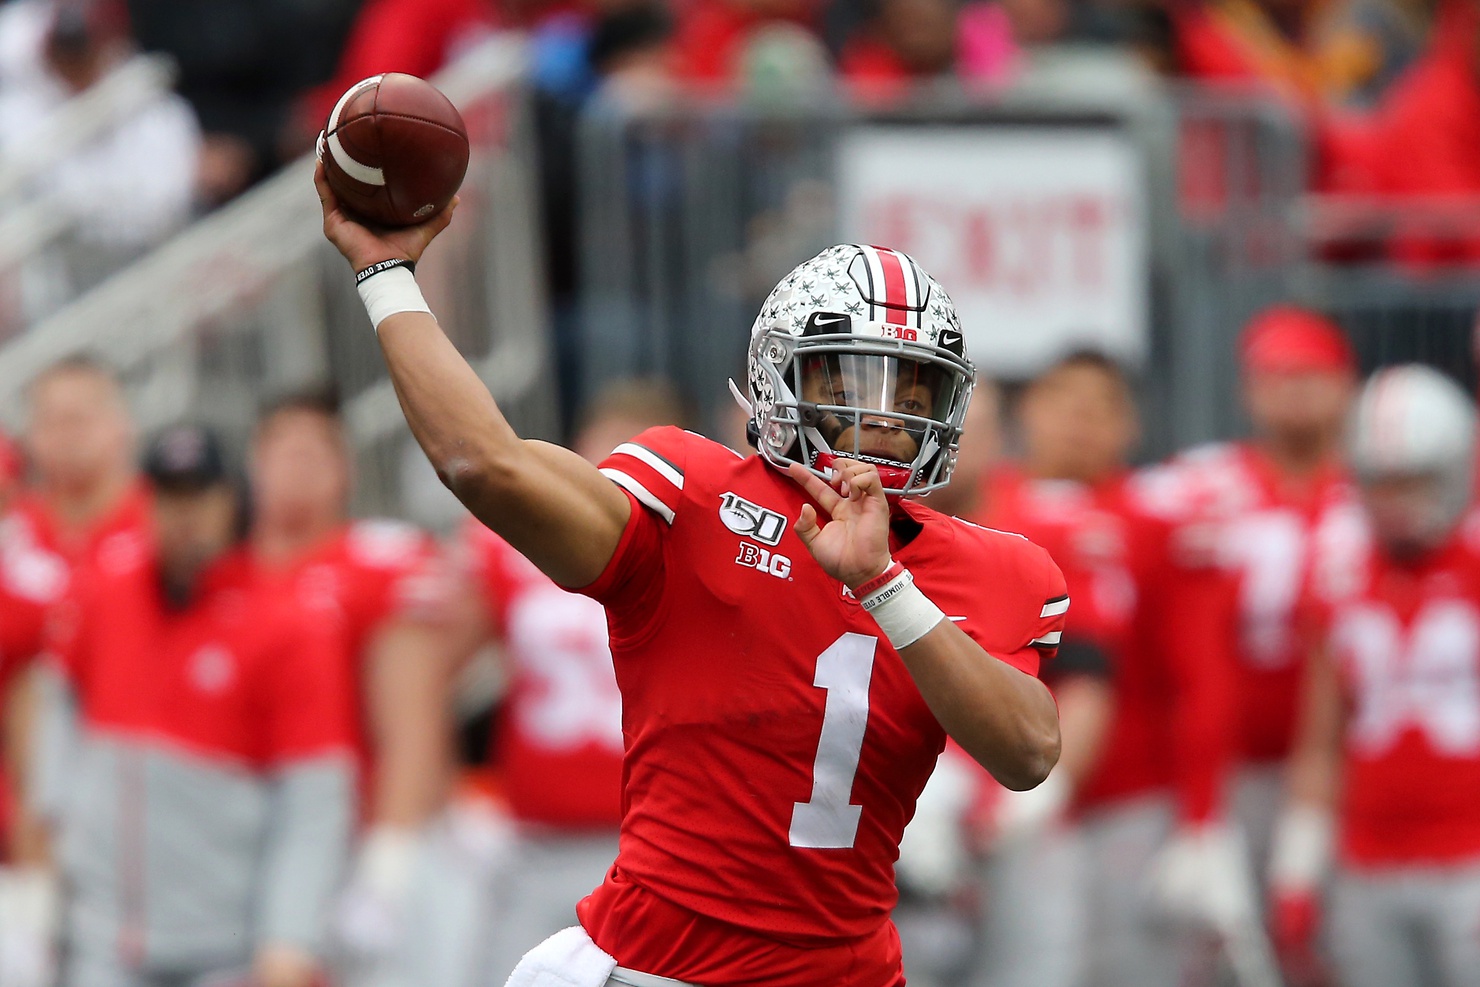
[836,125,1147,376]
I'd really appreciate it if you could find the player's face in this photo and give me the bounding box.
[250,411,350,528]
[153,485,238,588]
[1019,363,1137,484]
[1244,368,1354,449]
[800,355,945,464]
[26,370,134,493]
[1362,473,1455,558]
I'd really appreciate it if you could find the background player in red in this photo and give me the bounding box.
[48,423,357,987]
[1145,305,1360,952]
[14,355,148,567]
[1276,364,1480,987]
[0,430,68,987]
[318,163,1065,987]
[242,392,461,985]
[453,379,685,983]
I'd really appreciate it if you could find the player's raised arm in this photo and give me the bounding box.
[315,165,629,588]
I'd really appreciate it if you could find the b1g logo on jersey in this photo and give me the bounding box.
[719,491,787,546]
[736,542,792,579]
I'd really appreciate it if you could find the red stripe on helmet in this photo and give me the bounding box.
[872,247,910,325]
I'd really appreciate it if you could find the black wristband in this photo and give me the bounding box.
[354,258,416,284]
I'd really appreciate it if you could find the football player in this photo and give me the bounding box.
[453,379,685,983]
[243,391,460,985]
[1145,306,1360,942]
[318,166,1067,987]
[1275,364,1480,987]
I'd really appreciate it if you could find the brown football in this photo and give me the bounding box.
[319,73,469,228]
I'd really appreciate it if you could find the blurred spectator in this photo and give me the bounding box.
[242,392,460,985]
[671,0,820,83]
[1172,0,1423,107]
[450,378,684,983]
[125,0,361,203]
[1322,0,1480,264]
[1277,365,1478,987]
[0,0,199,301]
[46,423,355,987]
[838,0,1143,93]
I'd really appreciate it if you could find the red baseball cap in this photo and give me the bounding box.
[1239,306,1355,375]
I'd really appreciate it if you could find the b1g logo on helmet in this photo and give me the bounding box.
[719,492,787,546]
[736,542,792,579]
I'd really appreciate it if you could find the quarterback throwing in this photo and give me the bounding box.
[316,165,1066,987]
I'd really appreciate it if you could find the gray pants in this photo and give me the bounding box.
[968,825,1087,987]
[1329,861,1480,987]
[484,832,621,987]
[1079,795,1185,987]
[1230,764,1284,897]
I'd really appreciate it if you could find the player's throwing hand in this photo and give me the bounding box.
[787,458,893,590]
[314,161,457,274]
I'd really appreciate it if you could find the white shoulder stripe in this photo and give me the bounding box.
[611,443,684,489]
[1031,630,1063,647]
[1040,597,1071,618]
[600,468,675,524]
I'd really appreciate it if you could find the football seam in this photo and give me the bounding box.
[324,113,464,143]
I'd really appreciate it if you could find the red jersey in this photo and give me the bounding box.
[461,521,623,829]
[1166,442,1361,764]
[11,482,151,571]
[1313,518,1480,866]
[979,467,1136,653]
[1069,459,1249,822]
[249,521,448,778]
[55,544,354,767]
[0,513,68,689]
[573,428,1067,987]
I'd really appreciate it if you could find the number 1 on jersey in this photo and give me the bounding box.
[790,632,878,849]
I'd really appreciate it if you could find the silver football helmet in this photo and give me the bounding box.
[1349,363,1477,550]
[738,244,975,495]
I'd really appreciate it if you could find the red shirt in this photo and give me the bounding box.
[574,427,1066,986]
[461,521,623,829]
[1315,518,1480,866]
[248,522,448,782]
[55,545,354,768]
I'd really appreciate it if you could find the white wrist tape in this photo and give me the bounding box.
[860,568,945,649]
[357,265,432,331]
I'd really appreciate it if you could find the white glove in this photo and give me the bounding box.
[976,771,1070,851]
[334,827,420,960]
[1148,822,1261,932]
[895,751,978,896]
[0,867,59,987]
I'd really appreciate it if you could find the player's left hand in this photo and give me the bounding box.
[787,459,892,589]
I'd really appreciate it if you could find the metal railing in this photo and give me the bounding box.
[0,37,556,524]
